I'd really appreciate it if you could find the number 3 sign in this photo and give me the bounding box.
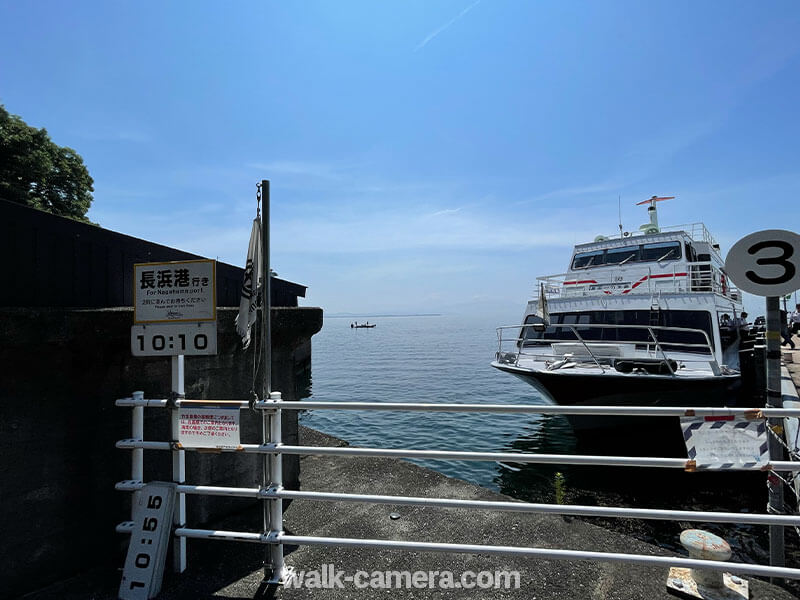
[725,229,800,297]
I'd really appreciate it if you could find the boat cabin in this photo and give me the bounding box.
[521,214,744,370]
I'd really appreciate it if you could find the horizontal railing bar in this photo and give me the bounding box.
[181,399,251,406]
[113,481,800,526]
[116,398,800,418]
[256,402,800,418]
[511,355,716,366]
[518,337,711,347]
[118,440,172,450]
[165,529,800,579]
[279,534,800,579]
[269,489,800,527]
[114,440,800,471]
[116,521,134,533]
[499,323,713,334]
[115,397,170,407]
[176,527,264,543]
[115,480,261,497]
[116,397,252,409]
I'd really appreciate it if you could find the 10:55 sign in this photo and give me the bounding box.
[725,229,800,297]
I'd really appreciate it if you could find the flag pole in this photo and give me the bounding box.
[261,180,271,399]
[260,179,273,580]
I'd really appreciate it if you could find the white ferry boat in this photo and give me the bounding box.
[492,197,746,429]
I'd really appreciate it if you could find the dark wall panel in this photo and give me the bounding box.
[0,199,307,308]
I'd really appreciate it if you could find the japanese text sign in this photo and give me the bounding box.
[134,260,216,324]
[178,405,240,449]
[681,416,769,470]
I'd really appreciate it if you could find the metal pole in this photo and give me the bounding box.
[766,296,785,576]
[166,529,800,581]
[113,481,800,526]
[269,391,284,581]
[171,355,187,573]
[262,179,272,398]
[131,390,144,520]
[260,179,273,580]
[115,439,800,471]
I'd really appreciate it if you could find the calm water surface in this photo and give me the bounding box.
[301,313,556,487]
[300,314,796,574]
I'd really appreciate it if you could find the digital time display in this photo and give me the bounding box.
[131,322,218,357]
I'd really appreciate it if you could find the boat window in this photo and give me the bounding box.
[521,314,550,344]
[572,250,605,269]
[605,245,640,265]
[521,310,713,353]
[641,241,681,262]
[658,311,713,353]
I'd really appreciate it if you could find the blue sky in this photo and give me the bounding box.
[2,1,799,318]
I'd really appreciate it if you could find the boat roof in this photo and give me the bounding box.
[574,222,718,253]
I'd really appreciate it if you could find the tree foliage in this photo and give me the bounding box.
[0,105,94,222]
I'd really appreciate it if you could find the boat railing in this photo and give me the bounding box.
[495,323,722,375]
[536,261,740,301]
[591,222,717,246]
[660,222,717,246]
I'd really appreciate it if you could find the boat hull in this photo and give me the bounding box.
[491,362,742,431]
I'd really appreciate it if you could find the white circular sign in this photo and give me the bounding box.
[724,229,800,297]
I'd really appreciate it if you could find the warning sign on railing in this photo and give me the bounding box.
[178,405,240,449]
[681,416,769,470]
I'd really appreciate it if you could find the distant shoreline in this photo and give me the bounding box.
[327,313,442,319]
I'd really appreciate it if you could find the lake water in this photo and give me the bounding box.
[300,313,795,572]
[301,313,553,487]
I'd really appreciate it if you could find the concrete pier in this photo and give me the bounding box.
[27,426,796,599]
[1,305,322,598]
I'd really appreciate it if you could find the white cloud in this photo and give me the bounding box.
[415,0,481,52]
[428,207,463,217]
[246,160,352,180]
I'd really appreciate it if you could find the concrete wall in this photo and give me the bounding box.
[0,306,322,597]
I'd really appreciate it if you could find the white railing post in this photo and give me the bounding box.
[131,391,144,519]
[171,356,187,573]
[268,391,285,579]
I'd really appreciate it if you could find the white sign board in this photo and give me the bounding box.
[119,482,176,600]
[681,417,769,470]
[131,322,218,356]
[725,229,800,297]
[178,405,240,449]
[134,259,216,324]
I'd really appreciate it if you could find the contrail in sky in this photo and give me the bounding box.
[414,0,481,52]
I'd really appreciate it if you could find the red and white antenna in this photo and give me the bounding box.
[636,195,674,207]
[637,196,674,233]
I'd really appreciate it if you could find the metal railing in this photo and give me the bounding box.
[536,261,740,301]
[495,323,722,375]
[589,223,717,247]
[115,393,800,584]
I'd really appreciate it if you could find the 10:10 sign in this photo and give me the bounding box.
[131,322,218,356]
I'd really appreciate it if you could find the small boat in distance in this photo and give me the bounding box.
[492,196,746,430]
[351,321,377,329]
